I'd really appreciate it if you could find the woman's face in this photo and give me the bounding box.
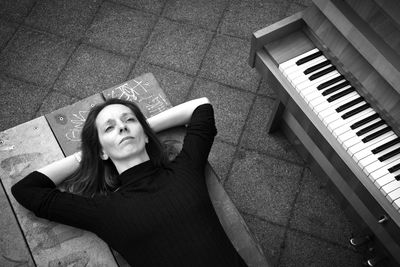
[95,104,149,163]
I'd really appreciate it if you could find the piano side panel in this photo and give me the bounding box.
[303,5,400,136]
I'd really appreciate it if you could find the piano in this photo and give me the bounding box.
[249,0,400,266]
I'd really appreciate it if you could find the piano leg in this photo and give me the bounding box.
[267,99,285,133]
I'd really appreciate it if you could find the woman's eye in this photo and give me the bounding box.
[105,126,113,132]
[127,118,136,122]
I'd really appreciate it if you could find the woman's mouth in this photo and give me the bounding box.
[120,136,134,144]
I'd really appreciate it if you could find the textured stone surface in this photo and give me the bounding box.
[0,0,36,22]
[240,96,304,164]
[111,0,166,14]
[131,61,194,106]
[163,0,228,30]
[83,1,157,57]
[25,0,101,40]
[53,44,132,99]
[0,27,76,86]
[219,0,290,39]
[279,229,362,267]
[199,34,260,92]
[208,139,236,183]
[0,19,18,50]
[189,78,254,144]
[290,168,356,245]
[140,18,213,75]
[225,149,303,225]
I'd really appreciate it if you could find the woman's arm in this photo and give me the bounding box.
[147,97,210,133]
[36,152,81,186]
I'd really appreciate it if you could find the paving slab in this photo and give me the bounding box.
[240,96,304,164]
[163,0,228,30]
[0,26,76,86]
[279,229,363,267]
[140,18,213,75]
[225,149,303,225]
[199,34,260,92]
[219,0,290,40]
[0,19,18,51]
[289,168,357,246]
[0,114,33,133]
[257,74,278,98]
[83,1,157,57]
[208,139,236,183]
[36,91,79,116]
[131,61,194,106]
[242,213,286,267]
[112,0,166,14]
[24,0,101,40]
[0,0,36,23]
[189,78,254,145]
[0,117,118,266]
[0,74,48,116]
[53,44,132,99]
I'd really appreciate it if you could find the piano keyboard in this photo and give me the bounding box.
[279,48,400,210]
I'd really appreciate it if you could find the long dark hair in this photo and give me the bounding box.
[62,98,169,197]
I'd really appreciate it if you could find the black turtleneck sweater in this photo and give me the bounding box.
[11,104,247,267]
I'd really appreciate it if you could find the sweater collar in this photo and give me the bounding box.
[117,160,159,187]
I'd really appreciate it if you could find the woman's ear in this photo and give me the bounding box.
[100,151,109,160]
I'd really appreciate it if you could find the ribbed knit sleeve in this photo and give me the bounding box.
[175,103,217,172]
[11,171,104,234]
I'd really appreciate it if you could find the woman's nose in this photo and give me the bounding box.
[118,122,128,133]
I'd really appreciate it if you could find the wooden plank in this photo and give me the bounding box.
[157,127,271,267]
[102,73,172,118]
[0,181,34,266]
[45,94,105,156]
[249,11,305,67]
[0,117,118,266]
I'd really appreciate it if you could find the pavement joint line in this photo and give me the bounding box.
[275,168,314,265]
[0,18,23,54]
[129,0,168,81]
[222,91,258,187]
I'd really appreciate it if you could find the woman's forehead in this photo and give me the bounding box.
[96,104,134,124]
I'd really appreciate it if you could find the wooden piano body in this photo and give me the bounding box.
[0,73,269,266]
[249,0,400,265]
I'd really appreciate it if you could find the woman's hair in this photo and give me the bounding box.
[62,98,169,197]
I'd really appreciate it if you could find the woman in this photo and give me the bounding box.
[11,97,247,267]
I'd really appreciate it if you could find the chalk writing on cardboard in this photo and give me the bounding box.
[109,79,169,116]
[65,111,89,142]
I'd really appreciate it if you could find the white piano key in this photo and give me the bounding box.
[312,90,357,114]
[342,136,362,150]
[374,172,396,187]
[366,156,400,179]
[393,198,400,210]
[350,132,396,160]
[330,110,375,136]
[290,64,335,85]
[317,94,360,123]
[387,186,400,203]
[284,57,326,78]
[279,48,320,70]
[298,72,340,95]
[381,178,400,196]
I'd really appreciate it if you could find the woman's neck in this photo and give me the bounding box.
[113,153,150,174]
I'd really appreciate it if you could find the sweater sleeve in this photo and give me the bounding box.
[174,103,217,172]
[11,171,104,234]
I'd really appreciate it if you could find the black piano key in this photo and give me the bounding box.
[350,113,380,130]
[322,81,350,96]
[388,163,400,173]
[395,174,400,181]
[309,66,336,81]
[372,137,400,154]
[341,103,370,119]
[336,97,364,113]
[296,51,323,65]
[356,120,385,136]
[304,60,331,75]
[317,75,345,90]
[362,126,392,143]
[378,147,400,162]
[327,87,355,102]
